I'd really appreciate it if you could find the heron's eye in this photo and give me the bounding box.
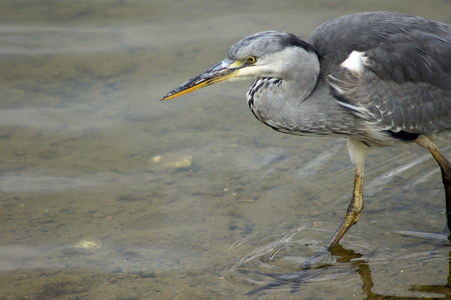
[246,56,257,64]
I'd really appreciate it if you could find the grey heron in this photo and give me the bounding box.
[161,12,451,256]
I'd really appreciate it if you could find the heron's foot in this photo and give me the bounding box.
[243,267,330,296]
[243,247,335,296]
[299,247,331,269]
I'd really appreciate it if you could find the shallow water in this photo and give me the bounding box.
[1,1,451,299]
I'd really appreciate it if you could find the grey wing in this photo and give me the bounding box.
[312,12,451,136]
[329,70,451,135]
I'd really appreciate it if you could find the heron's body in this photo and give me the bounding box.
[162,12,451,260]
[243,12,451,146]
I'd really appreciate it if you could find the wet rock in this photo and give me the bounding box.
[63,240,103,256]
[74,240,103,250]
[147,153,192,171]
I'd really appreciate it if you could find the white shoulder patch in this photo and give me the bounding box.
[340,51,366,74]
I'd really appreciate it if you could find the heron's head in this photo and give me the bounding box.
[161,31,319,100]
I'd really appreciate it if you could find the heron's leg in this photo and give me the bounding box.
[326,157,365,249]
[428,147,451,217]
[300,141,368,269]
[325,140,368,249]
[416,136,451,231]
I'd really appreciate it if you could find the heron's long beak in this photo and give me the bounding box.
[161,59,243,101]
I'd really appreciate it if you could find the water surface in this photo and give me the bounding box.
[1,1,451,299]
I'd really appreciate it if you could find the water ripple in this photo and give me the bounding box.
[225,226,362,293]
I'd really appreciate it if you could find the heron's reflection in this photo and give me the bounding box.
[244,238,451,298]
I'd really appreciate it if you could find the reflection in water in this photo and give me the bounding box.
[229,231,451,298]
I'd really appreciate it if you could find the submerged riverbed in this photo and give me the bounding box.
[1,1,451,299]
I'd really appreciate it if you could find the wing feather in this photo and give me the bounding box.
[309,12,451,136]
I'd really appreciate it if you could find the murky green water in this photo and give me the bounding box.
[1,1,451,299]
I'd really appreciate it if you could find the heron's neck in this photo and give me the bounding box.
[248,75,350,136]
[247,50,328,134]
[249,70,361,137]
